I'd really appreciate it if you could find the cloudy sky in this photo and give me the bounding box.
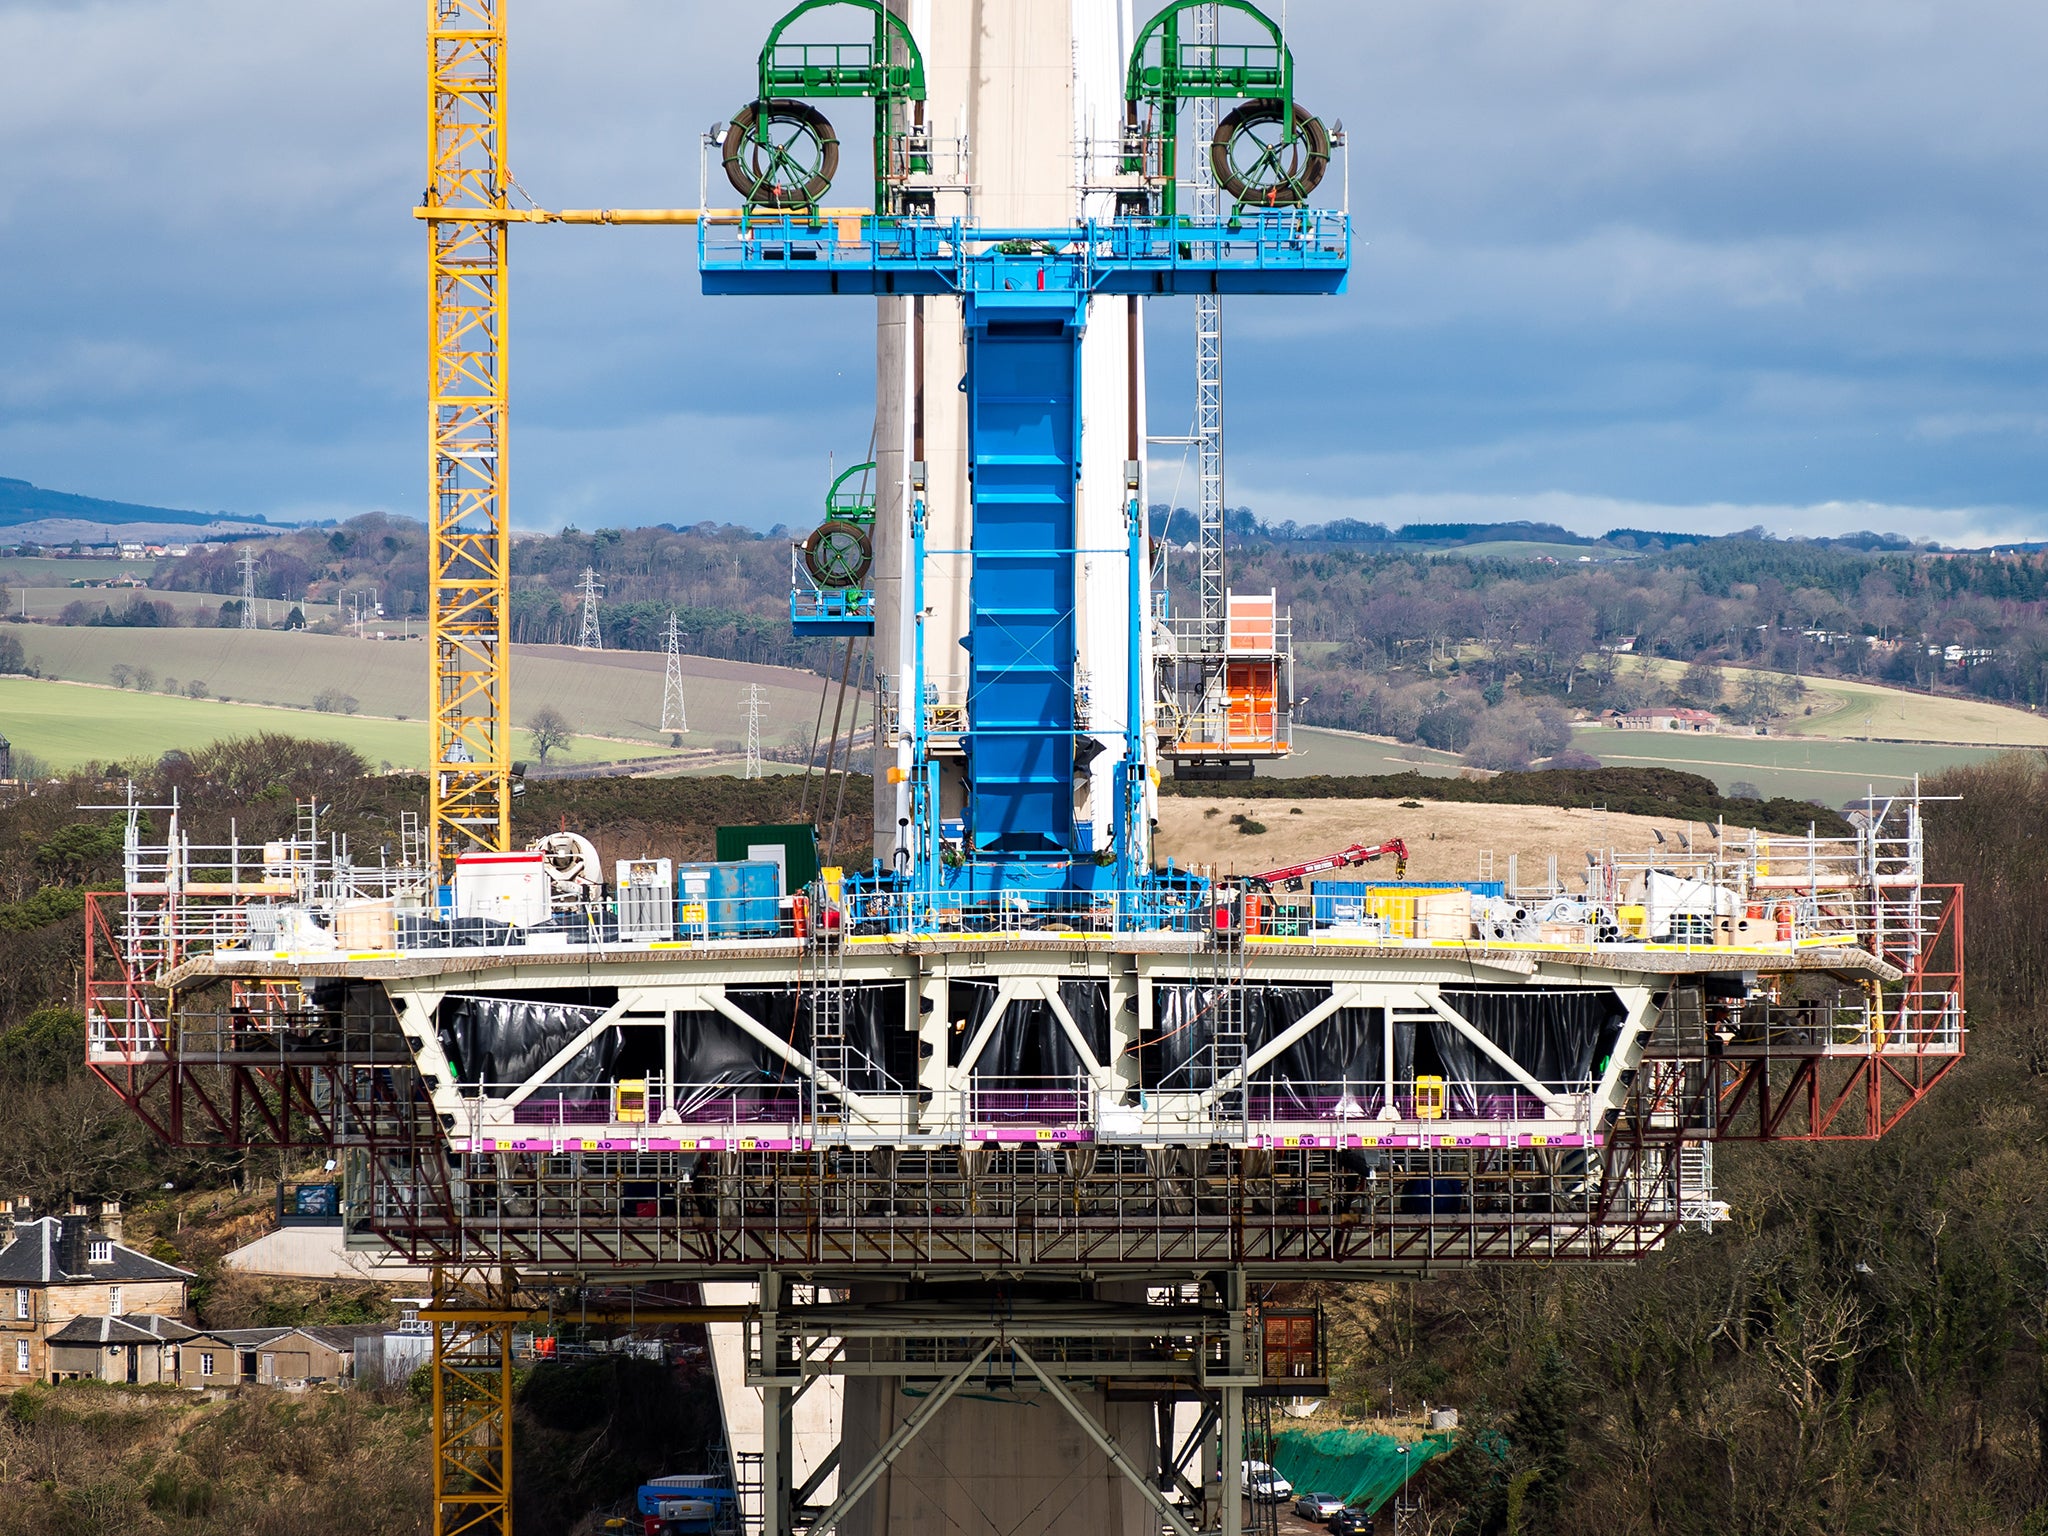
[1,0,2042,544]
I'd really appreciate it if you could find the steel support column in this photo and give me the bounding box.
[806,1341,999,1535]
[1011,1343,1199,1536]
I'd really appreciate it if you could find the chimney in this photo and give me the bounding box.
[57,1213,89,1276]
[99,1202,123,1244]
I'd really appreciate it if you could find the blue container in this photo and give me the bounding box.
[678,860,782,937]
[727,859,780,935]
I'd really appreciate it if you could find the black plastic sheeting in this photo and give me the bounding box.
[949,981,1109,1088]
[1428,990,1626,1115]
[438,996,621,1100]
[1142,983,1624,1115]
[436,985,915,1109]
[1251,995,1388,1117]
[704,985,914,1096]
[1142,985,1384,1108]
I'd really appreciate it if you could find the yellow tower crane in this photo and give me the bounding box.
[426,0,511,871]
[420,1,851,873]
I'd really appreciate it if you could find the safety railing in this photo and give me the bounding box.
[961,1075,1092,1127]
[843,884,1207,939]
[466,1083,810,1131]
[699,213,1351,295]
[361,1140,1690,1272]
[1111,1078,1596,1140]
[789,584,875,630]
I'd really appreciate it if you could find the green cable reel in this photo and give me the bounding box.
[723,99,841,209]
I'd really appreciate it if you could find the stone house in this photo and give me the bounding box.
[46,1313,196,1385]
[179,1324,387,1388]
[0,1206,194,1385]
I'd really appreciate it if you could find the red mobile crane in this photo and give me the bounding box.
[1247,839,1409,891]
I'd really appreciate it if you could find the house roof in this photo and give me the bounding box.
[119,1313,197,1341]
[190,1327,295,1347]
[45,1314,190,1346]
[0,1218,194,1285]
[293,1324,390,1349]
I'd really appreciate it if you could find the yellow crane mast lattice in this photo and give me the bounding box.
[427,0,511,871]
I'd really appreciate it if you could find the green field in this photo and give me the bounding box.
[3,587,342,625]
[5,626,839,750]
[0,676,691,773]
[0,556,143,584]
[1573,723,2014,804]
[1274,728,1464,778]
[1614,655,2048,747]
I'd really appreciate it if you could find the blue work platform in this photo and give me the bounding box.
[699,213,1351,298]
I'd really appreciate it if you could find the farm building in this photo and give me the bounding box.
[1615,706,1720,732]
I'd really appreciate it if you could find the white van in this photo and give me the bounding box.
[1241,1460,1293,1503]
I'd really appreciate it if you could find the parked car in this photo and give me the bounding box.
[1293,1491,1349,1522]
[1241,1460,1292,1503]
[1328,1507,1373,1536]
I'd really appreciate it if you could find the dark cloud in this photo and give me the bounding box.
[0,0,2042,539]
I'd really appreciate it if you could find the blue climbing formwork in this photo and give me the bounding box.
[700,210,1347,919]
[965,292,1084,858]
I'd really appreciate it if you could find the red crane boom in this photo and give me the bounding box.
[1248,838,1409,891]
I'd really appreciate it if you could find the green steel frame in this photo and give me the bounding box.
[1123,0,1298,219]
[750,0,928,214]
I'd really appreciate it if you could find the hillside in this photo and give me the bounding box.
[0,627,856,769]
[0,474,271,535]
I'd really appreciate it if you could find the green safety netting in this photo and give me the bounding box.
[1266,1427,1454,1513]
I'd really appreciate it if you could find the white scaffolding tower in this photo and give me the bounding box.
[575,567,605,650]
[660,612,688,736]
[1193,1,1225,648]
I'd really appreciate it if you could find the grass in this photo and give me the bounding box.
[4,624,839,749]
[0,675,686,771]
[1426,539,1621,562]
[1278,728,1464,778]
[1612,655,2048,747]
[3,586,341,623]
[1571,722,2015,804]
[0,554,140,583]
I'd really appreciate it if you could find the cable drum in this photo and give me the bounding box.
[1209,99,1331,207]
[802,519,873,589]
[723,99,840,208]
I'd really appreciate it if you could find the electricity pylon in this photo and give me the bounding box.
[660,613,688,736]
[238,547,259,630]
[744,684,763,779]
[575,567,604,650]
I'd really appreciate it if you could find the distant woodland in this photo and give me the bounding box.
[38,511,2027,778]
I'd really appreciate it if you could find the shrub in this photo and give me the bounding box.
[312,687,359,715]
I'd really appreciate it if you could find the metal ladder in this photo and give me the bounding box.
[1210,919,1250,1120]
[1677,1140,1716,1228]
[805,905,849,1121]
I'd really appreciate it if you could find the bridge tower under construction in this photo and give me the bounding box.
[81,4,1966,1534]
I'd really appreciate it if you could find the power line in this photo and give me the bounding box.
[660,611,688,736]
[576,567,605,650]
